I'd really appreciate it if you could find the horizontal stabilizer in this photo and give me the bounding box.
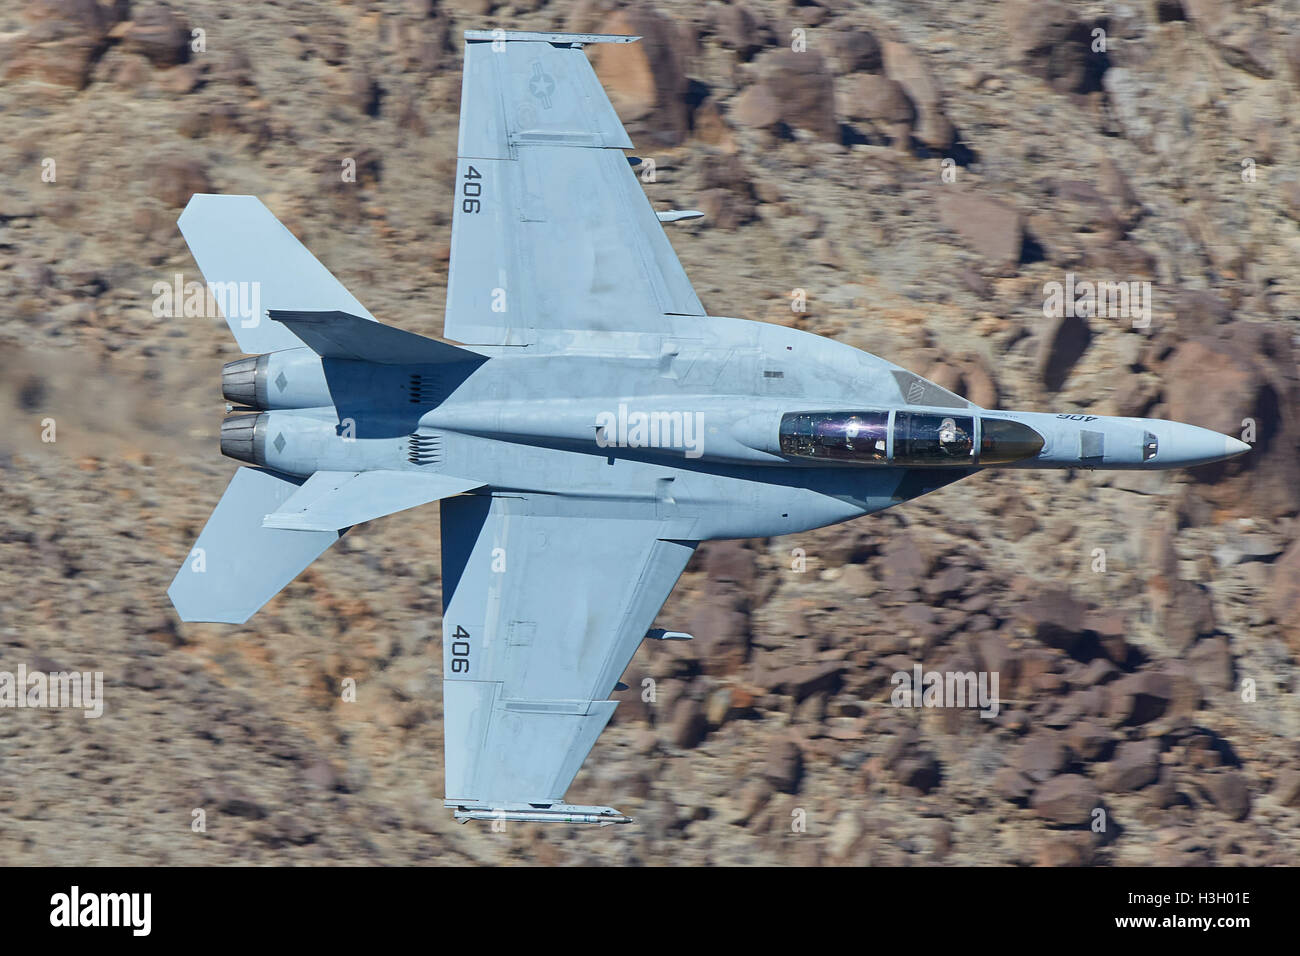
[263,470,482,532]
[178,195,376,354]
[269,310,482,366]
[168,467,341,624]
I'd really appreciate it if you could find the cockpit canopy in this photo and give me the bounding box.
[779,411,889,462]
[779,411,1044,466]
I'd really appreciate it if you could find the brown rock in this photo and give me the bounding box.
[994,765,1036,802]
[1272,538,1300,655]
[757,49,839,142]
[842,74,915,127]
[937,190,1023,266]
[153,156,212,208]
[711,4,766,62]
[730,82,782,130]
[833,29,883,74]
[122,3,190,67]
[1272,769,1300,807]
[1037,312,1091,392]
[1188,636,1233,691]
[1108,671,1173,727]
[593,8,691,147]
[1202,771,1251,820]
[1065,720,1114,761]
[687,597,750,675]
[1006,0,1100,94]
[701,540,757,589]
[668,696,708,749]
[881,40,952,150]
[1163,339,1259,438]
[765,662,843,702]
[1030,774,1102,826]
[1162,581,1217,653]
[1015,588,1089,654]
[896,753,942,793]
[1036,833,1095,867]
[1018,732,1070,780]
[763,739,804,793]
[5,0,110,90]
[1104,739,1160,792]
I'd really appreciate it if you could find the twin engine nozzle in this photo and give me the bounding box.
[219,411,267,465]
[221,355,268,409]
[220,356,271,465]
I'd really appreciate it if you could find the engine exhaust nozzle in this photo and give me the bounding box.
[221,354,268,408]
[220,412,267,465]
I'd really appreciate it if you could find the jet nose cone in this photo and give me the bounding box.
[1223,435,1251,459]
[1157,423,1250,467]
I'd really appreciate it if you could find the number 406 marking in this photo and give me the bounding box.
[462,166,483,214]
[450,625,472,674]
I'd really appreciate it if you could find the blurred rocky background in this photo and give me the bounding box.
[1,0,1298,865]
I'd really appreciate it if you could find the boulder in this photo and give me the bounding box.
[593,8,691,146]
[1037,312,1091,392]
[1103,739,1160,791]
[881,40,953,149]
[121,3,191,67]
[937,190,1023,266]
[1005,0,1101,94]
[1030,774,1101,826]
[833,28,883,74]
[1202,771,1252,821]
[756,49,839,142]
[763,739,804,793]
[5,0,110,90]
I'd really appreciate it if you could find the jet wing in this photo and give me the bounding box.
[444,30,706,346]
[439,493,696,823]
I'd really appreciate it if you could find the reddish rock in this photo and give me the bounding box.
[937,190,1023,266]
[1005,0,1101,94]
[881,40,952,149]
[842,74,915,127]
[757,49,839,142]
[122,3,191,67]
[763,739,804,793]
[5,0,110,90]
[730,82,782,130]
[1272,538,1300,656]
[1104,739,1161,792]
[153,156,212,208]
[1202,771,1252,821]
[833,29,883,74]
[1030,774,1102,826]
[593,8,691,147]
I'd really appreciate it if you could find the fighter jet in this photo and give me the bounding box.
[169,30,1250,825]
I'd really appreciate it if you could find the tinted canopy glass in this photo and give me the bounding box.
[894,412,975,465]
[780,411,889,462]
[979,417,1046,464]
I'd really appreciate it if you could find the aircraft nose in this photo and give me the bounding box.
[1160,423,1250,466]
[1224,435,1251,459]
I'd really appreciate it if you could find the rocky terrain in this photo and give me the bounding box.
[1,0,1299,865]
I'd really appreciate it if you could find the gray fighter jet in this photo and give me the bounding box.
[169,30,1249,825]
